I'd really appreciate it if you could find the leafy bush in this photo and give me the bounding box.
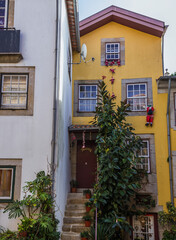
[3,171,60,240]
[159,202,176,240]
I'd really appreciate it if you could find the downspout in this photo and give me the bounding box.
[51,0,61,195]
[161,25,168,76]
[73,0,81,52]
[167,77,174,205]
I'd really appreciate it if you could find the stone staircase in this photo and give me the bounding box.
[61,189,92,240]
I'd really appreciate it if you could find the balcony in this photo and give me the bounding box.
[0,29,23,63]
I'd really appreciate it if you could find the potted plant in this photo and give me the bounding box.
[85,201,92,212]
[82,215,91,227]
[83,189,91,199]
[80,230,89,240]
[70,180,78,193]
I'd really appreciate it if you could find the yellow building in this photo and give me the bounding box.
[69,5,176,239]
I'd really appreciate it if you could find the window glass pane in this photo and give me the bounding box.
[2,76,10,91]
[115,54,119,59]
[111,44,115,52]
[0,9,5,16]
[0,0,5,7]
[106,54,110,59]
[140,84,146,90]
[1,95,10,105]
[11,95,18,104]
[86,92,90,98]
[86,86,90,91]
[128,85,133,91]
[134,85,139,90]
[106,44,110,52]
[0,17,4,26]
[11,76,19,91]
[92,86,96,91]
[80,86,85,92]
[0,169,12,198]
[128,91,133,98]
[115,44,119,52]
[19,76,27,91]
[19,95,27,105]
[80,92,85,98]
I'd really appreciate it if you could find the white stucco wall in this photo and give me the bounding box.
[0,0,56,230]
[54,0,72,231]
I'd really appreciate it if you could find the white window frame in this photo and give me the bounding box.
[136,140,150,173]
[79,85,97,112]
[0,0,8,28]
[133,215,155,240]
[1,74,28,109]
[127,83,147,111]
[0,166,15,201]
[105,43,120,60]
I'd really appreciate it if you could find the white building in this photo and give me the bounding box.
[0,0,80,231]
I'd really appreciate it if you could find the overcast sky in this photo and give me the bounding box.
[79,0,176,74]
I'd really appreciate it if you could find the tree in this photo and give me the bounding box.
[91,81,146,238]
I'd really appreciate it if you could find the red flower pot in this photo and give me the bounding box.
[85,193,91,199]
[81,238,88,240]
[71,187,77,193]
[86,206,91,212]
[18,231,27,237]
[85,220,91,227]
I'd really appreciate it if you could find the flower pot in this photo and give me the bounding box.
[86,206,91,212]
[81,238,88,240]
[85,193,91,199]
[18,231,27,237]
[71,187,77,193]
[85,220,91,227]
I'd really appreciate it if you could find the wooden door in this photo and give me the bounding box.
[76,140,97,188]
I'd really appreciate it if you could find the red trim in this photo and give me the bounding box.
[80,5,165,37]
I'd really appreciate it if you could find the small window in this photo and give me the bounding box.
[1,74,28,109]
[136,140,150,173]
[79,85,97,112]
[127,83,147,111]
[0,166,16,202]
[133,215,155,240]
[106,43,120,61]
[0,0,8,28]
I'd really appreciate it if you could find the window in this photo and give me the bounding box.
[127,84,147,111]
[1,74,28,109]
[136,140,150,173]
[0,66,35,116]
[0,166,16,202]
[0,0,7,28]
[106,43,120,61]
[101,38,125,66]
[133,215,155,240]
[79,85,97,112]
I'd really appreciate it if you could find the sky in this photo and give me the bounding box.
[79,0,176,74]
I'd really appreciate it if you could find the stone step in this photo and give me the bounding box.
[67,193,84,199]
[66,204,85,210]
[62,223,90,233]
[61,232,80,240]
[67,198,88,205]
[64,216,84,224]
[76,188,93,193]
[65,209,86,217]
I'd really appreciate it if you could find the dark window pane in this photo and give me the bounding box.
[128,85,133,91]
[0,0,5,7]
[134,85,139,90]
[0,17,4,26]
[0,9,5,16]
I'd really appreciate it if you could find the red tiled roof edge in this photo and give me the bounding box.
[79,5,166,37]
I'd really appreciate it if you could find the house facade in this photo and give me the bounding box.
[0,0,80,231]
[70,5,176,239]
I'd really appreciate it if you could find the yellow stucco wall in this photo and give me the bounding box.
[72,21,176,209]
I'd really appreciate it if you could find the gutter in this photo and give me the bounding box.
[73,0,81,52]
[166,77,174,205]
[51,0,61,195]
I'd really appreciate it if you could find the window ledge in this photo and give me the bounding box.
[0,53,23,63]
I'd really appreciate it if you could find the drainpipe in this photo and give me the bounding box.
[73,0,81,52]
[51,0,61,195]
[167,77,174,205]
[161,25,168,76]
